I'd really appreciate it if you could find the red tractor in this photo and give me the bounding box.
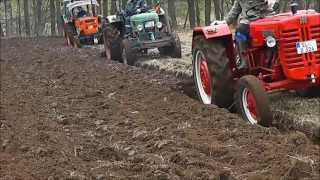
[192,7,320,126]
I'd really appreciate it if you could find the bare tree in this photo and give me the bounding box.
[168,0,177,28]
[316,0,320,12]
[205,0,211,26]
[103,0,109,16]
[17,0,22,36]
[24,0,31,36]
[213,0,222,20]
[111,0,117,14]
[0,22,3,37]
[9,0,13,35]
[50,0,56,36]
[195,0,200,26]
[187,0,196,28]
[56,0,63,36]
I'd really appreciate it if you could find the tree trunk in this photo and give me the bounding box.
[103,0,109,16]
[17,0,22,36]
[9,0,13,35]
[50,0,56,36]
[316,0,320,12]
[4,0,8,36]
[205,0,211,26]
[111,0,117,14]
[187,0,196,28]
[195,0,200,26]
[122,0,127,10]
[146,0,152,6]
[55,0,63,36]
[213,0,222,20]
[97,0,102,14]
[168,0,177,28]
[0,23,3,37]
[24,0,31,36]
[296,0,305,9]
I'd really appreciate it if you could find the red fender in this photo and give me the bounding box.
[193,24,232,40]
[192,24,236,70]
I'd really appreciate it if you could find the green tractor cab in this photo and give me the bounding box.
[102,4,182,65]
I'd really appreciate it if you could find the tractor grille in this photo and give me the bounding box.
[85,19,96,24]
[310,25,320,65]
[281,29,304,69]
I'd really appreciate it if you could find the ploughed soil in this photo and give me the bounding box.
[0,38,319,179]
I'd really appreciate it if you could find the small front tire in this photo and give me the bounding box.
[235,75,272,127]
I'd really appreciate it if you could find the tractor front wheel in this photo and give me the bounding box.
[121,39,137,66]
[235,75,272,127]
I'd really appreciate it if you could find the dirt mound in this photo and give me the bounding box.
[0,38,319,179]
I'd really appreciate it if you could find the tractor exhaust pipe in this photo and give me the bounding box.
[290,0,299,15]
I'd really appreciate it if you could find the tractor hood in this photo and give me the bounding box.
[130,12,159,25]
[251,10,320,81]
[250,10,320,46]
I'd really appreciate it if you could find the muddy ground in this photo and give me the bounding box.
[0,38,320,179]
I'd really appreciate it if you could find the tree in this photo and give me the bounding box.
[0,22,3,37]
[205,0,211,25]
[56,0,63,36]
[24,0,31,36]
[103,0,109,17]
[111,0,117,14]
[195,0,200,26]
[168,0,177,28]
[122,0,127,10]
[187,0,196,28]
[50,0,56,36]
[16,0,22,36]
[316,0,320,12]
[213,0,222,20]
[8,0,13,35]
[4,0,8,36]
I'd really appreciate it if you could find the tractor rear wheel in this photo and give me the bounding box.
[158,33,182,58]
[64,24,76,47]
[192,36,234,108]
[103,24,122,61]
[73,37,82,48]
[296,86,320,98]
[235,75,272,127]
[121,39,137,66]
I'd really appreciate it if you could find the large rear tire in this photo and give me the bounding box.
[103,24,122,61]
[64,24,76,46]
[235,75,272,127]
[121,39,137,66]
[192,36,234,108]
[158,33,182,58]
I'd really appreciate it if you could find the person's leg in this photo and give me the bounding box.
[235,23,250,69]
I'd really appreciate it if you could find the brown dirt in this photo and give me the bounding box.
[0,37,319,179]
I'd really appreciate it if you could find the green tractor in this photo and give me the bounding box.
[102,2,182,65]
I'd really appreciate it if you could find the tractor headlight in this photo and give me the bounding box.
[137,24,143,31]
[265,36,276,48]
[156,22,163,29]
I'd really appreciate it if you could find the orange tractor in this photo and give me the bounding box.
[62,0,103,47]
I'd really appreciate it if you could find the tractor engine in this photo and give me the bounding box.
[250,10,320,83]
